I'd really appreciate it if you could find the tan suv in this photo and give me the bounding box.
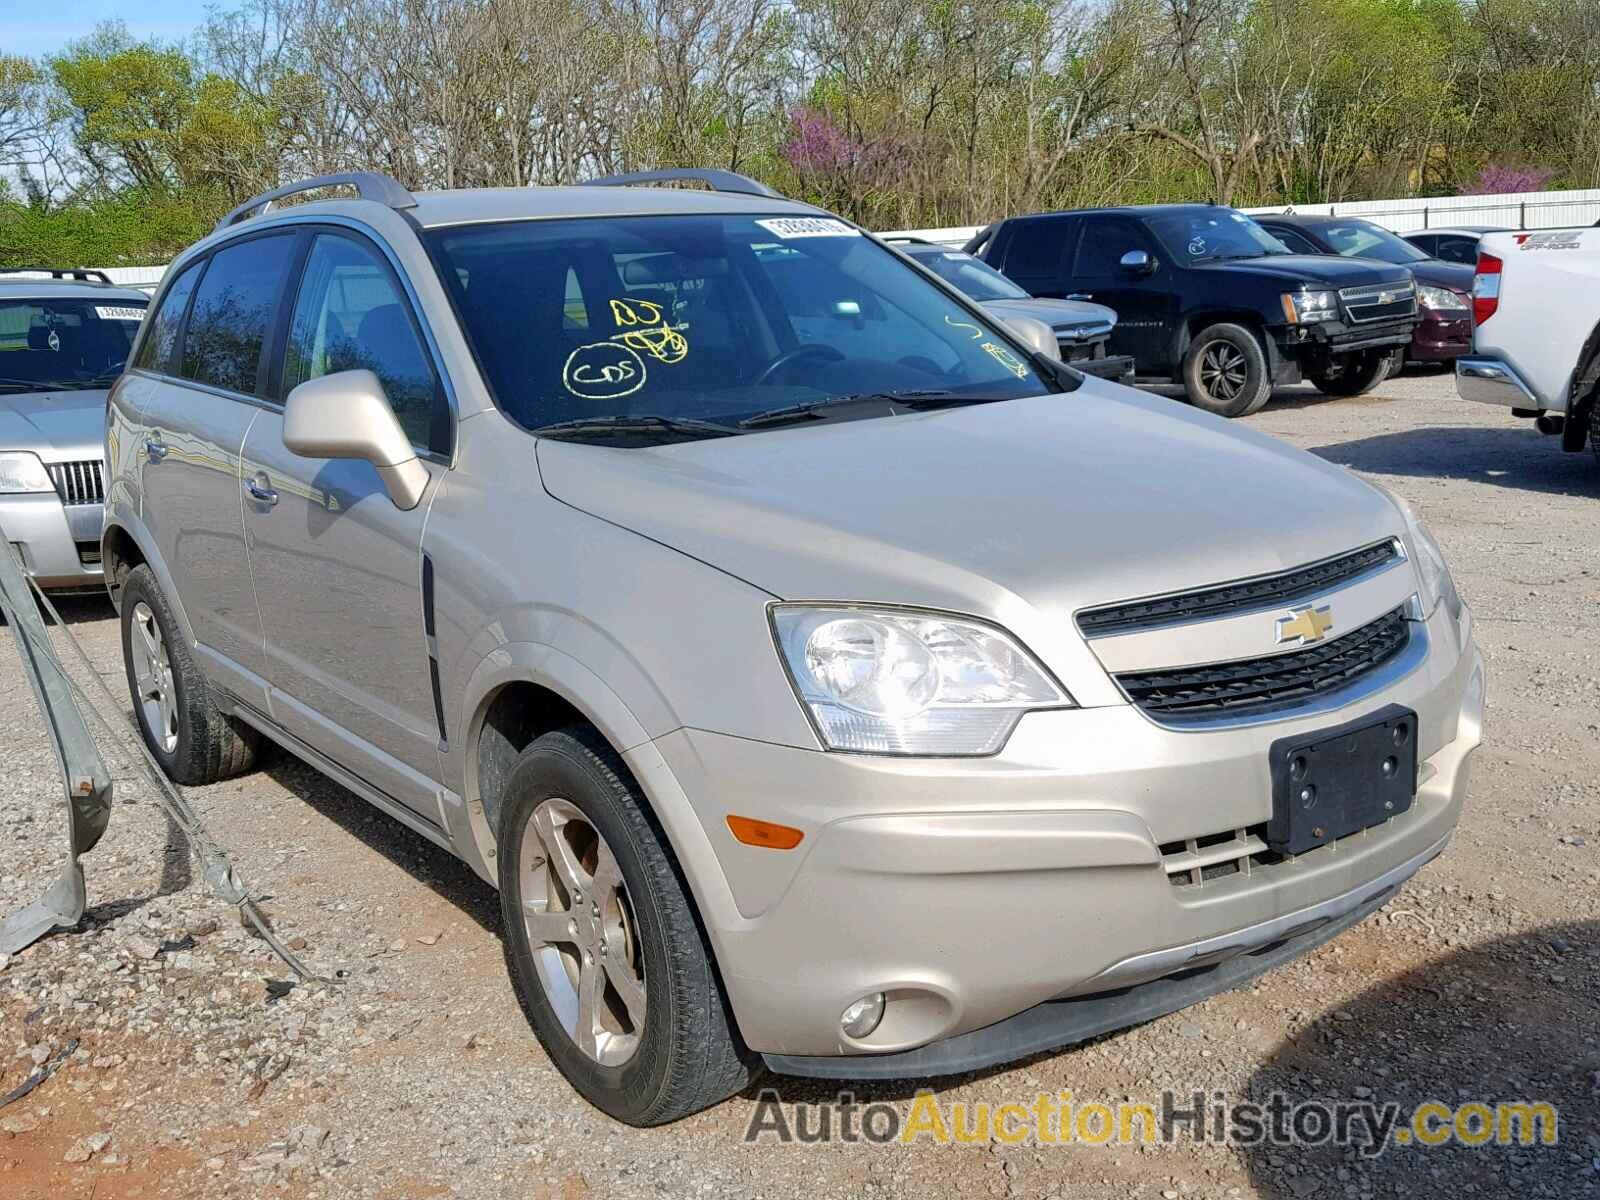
[104,170,1484,1125]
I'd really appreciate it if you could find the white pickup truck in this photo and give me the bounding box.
[1456,226,1600,465]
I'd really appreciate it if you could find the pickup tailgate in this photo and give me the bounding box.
[1468,227,1600,411]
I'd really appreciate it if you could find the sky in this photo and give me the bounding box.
[3,0,216,59]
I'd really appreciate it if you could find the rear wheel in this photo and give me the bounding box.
[1588,397,1600,468]
[1180,323,1272,417]
[1308,350,1390,397]
[497,726,756,1125]
[119,564,258,784]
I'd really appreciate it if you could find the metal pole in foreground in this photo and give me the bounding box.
[0,539,111,954]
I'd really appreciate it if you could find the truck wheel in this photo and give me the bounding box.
[1309,350,1390,397]
[1588,399,1600,467]
[497,726,757,1125]
[119,564,259,784]
[1181,324,1272,417]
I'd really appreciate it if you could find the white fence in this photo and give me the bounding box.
[882,185,1600,247]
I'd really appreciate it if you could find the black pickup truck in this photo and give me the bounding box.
[966,204,1421,416]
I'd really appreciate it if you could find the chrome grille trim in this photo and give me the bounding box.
[46,459,106,507]
[1077,540,1402,638]
[1339,281,1417,323]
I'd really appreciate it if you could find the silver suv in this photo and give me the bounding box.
[1,269,148,591]
[104,170,1484,1125]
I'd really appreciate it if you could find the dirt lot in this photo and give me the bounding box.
[2,366,1597,1200]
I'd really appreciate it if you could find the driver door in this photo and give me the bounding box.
[1070,217,1174,372]
[241,228,449,817]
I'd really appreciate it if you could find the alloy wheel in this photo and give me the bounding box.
[130,601,177,754]
[519,798,647,1065]
[1199,341,1248,402]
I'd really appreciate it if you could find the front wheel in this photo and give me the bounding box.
[1308,350,1391,397]
[1180,323,1272,417]
[497,726,756,1125]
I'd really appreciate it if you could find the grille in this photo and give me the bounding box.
[1339,282,1417,324]
[46,460,105,506]
[1117,606,1411,719]
[1077,541,1399,637]
[1159,827,1270,887]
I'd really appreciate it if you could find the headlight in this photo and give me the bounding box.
[1281,289,1339,323]
[0,451,53,494]
[1394,499,1460,620]
[1417,284,1470,314]
[771,605,1072,755]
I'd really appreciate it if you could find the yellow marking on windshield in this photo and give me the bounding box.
[981,342,1028,379]
[944,314,985,341]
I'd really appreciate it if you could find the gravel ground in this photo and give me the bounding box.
[1,366,1597,1199]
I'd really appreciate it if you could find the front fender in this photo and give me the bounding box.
[446,641,747,938]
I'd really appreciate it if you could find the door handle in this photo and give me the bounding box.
[1066,293,1094,301]
[143,436,167,461]
[245,475,279,506]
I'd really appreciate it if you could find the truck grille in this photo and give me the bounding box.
[1077,541,1400,637]
[1116,606,1411,719]
[46,459,105,507]
[1339,282,1417,324]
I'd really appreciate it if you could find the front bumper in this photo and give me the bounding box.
[1456,356,1550,410]
[1276,317,1419,358]
[1409,313,1471,361]
[653,604,1482,1067]
[0,494,105,591]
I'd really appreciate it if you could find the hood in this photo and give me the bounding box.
[1407,259,1474,293]
[536,377,1403,626]
[0,388,109,458]
[982,297,1117,333]
[1198,254,1412,288]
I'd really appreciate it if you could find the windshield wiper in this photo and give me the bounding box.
[1192,252,1266,264]
[532,414,742,442]
[739,389,1012,430]
[0,376,86,393]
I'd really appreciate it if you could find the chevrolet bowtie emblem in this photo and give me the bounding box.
[1277,605,1334,646]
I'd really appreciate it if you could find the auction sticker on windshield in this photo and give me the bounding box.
[95,306,145,321]
[755,217,860,239]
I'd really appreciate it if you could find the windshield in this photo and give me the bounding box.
[425,214,1051,440]
[1147,210,1291,266]
[0,296,147,392]
[899,245,1030,301]
[1317,220,1432,265]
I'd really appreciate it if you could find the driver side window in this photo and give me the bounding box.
[283,233,443,452]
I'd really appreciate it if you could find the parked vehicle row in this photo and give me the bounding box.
[60,167,1480,1127]
[964,205,1421,417]
[1456,225,1600,468]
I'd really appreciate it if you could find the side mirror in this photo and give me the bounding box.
[282,369,430,510]
[1119,249,1156,276]
[1001,314,1060,362]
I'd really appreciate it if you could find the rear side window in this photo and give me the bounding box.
[134,261,201,373]
[283,233,441,450]
[1435,236,1477,265]
[1002,218,1073,284]
[181,233,296,395]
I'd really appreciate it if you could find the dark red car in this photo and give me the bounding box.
[1255,214,1473,364]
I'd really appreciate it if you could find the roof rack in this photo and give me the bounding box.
[214,172,418,233]
[580,168,782,199]
[0,267,114,284]
[882,236,936,245]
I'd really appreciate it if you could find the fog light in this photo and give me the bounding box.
[840,993,886,1039]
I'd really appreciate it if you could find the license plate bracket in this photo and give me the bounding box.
[1267,704,1417,856]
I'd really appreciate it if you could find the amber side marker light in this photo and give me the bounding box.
[726,815,804,850]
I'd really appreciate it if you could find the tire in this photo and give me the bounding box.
[119,564,258,785]
[1308,349,1390,397]
[1180,323,1272,417]
[497,726,756,1125]
[1588,398,1600,468]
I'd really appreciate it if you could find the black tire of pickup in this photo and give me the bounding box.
[1588,397,1600,467]
[1308,350,1390,397]
[1180,323,1272,418]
